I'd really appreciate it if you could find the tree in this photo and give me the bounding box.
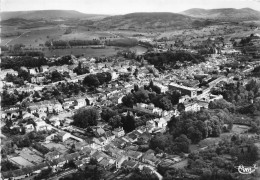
[83,74,100,87]
[134,89,150,103]
[51,71,64,82]
[96,73,107,85]
[177,103,185,112]
[34,167,52,180]
[108,115,122,129]
[134,84,139,92]
[101,108,117,122]
[152,85,161,94]
[18,69,30,81]
[122,112,136,132]
[150,133,170,151]
[73,107,99,128]
[122,93,136,107]
[173,134,191,153]
[187,127,203,143]
[158,96,173,110]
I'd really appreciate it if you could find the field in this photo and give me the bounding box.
[130,45,148,55]
[171,159,188,169]
[42,46,122,57]
[18,148,44,164]
[10,156,35,167]
[42,142,68,153]
[2,26,64,47]
[231,124,250,134]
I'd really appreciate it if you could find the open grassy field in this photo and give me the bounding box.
[59,29,118,41]
[42,46,122,57]
[171,159,188,169]
[130,45,148,55]
[2,26,65,47]
[231,124,250,134]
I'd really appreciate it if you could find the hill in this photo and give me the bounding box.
[94,12,198,30]
[1,10,107,21]
[181,8,260,21]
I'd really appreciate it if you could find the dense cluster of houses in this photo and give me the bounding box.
[2,38,260,179]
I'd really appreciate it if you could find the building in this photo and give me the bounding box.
[31,76,45,84]
[169,82,198,98]
[112,127,125,137]
[40,65,49,73]
[57,132,71,142]
[133,103,163,116]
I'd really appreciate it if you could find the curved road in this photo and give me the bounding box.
[5,31,30,46]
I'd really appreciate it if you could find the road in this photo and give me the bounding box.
[49,169,77,180]
[5,31,30,46]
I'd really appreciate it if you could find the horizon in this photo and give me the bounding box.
[1,0,260,15]
[1,7,259,15]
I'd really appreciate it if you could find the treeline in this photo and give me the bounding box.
[1,55,73,70]
[8,51,44,57]
[122,81,180,111]
[158,136,258,180]
[83,72,112,87]
[105,38,138,47]
[168,109,233,144]
[101,108,155,132]
[1,56,47,70]
[211,79,260,115]
[45,39,101,47]
[48,55,74,66]
[144,51,206,70]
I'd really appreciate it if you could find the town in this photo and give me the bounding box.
[1,3,260,180]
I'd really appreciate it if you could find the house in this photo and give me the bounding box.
[31,76,45,84]
[64,152,80,162]
[57,132,71,142]
[75,160,84,168]
[74,98,87,109]
[112,127,125,137]
[115,156,128,169]
[29,68,38,75]
[105,145,125,158]
[64,118,74,126]
[53,103,63,113]
[154,118,167,129]
[24,124,35,133]
[146,120,156,130]
[93,127,105,137]
[0,69,18,80]
[34,119,48,131]
[93,137,108,147]
[75,141,89,151]
[99,158,111,169]
[127,133,138,143]
[121,160,138,169]
[40,65,49,73]
[125,150,143,161]
[169,82,198,98]
[38,112,47,120]
[142,152,161,167]
[133,103,163,116]
[45,151,60,161]
[111,138,126,149]
[45,133,56,142]
[104,131,115,142]
[138,132,152,144]
[52,157,67,168]
[183,102,201,112]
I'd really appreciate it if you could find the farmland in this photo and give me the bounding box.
[42,46,122,57]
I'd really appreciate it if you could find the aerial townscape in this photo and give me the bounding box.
[1,1,260,180]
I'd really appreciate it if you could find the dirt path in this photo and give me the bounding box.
[5,31,30,46]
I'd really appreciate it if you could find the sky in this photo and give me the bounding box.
[1,0,260,14]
